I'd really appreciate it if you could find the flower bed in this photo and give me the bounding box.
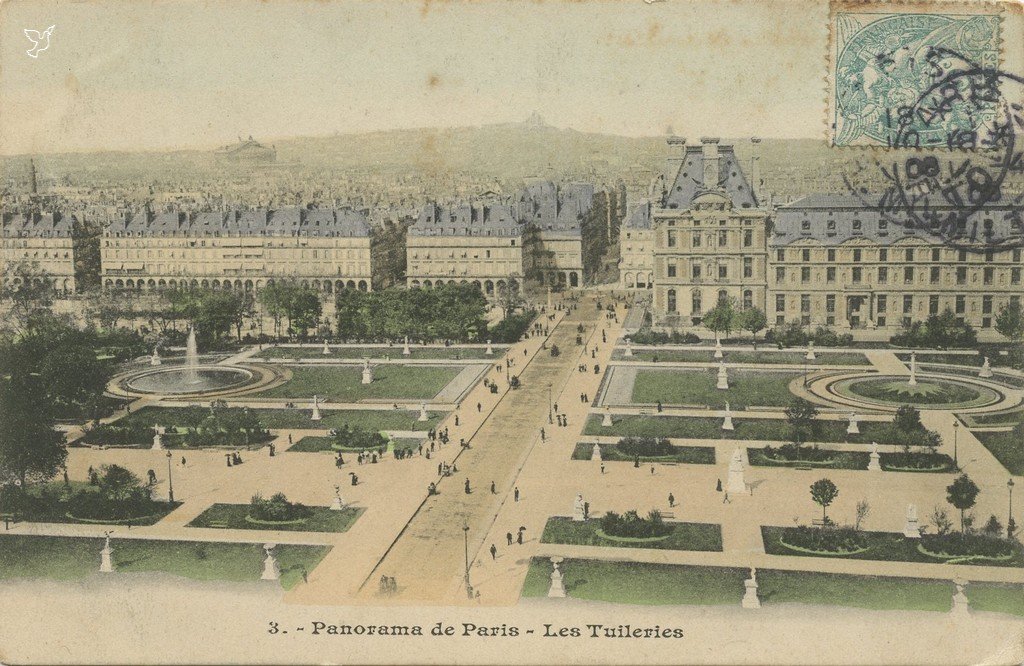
[540,516,722,552]
[749,445,869,470]
[777,526,870,555]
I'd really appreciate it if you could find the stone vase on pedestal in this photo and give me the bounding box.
[867,441,882,471]
[547,557,566,598]
[716,362,729,390]
[741,568,761,609]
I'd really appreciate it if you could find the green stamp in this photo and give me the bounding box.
[832,12,1000,147]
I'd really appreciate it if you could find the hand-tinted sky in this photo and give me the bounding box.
[0,0,828,155]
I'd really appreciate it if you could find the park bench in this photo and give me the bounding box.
[811,518,827,527]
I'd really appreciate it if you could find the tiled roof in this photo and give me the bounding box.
[411,201,523,237]
[101,208,370,237]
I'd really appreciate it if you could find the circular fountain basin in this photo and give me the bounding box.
[125,366,254,395]
[829,374,1001,410]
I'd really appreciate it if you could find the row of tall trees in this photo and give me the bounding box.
[335,283,489,342]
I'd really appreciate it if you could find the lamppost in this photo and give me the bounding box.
[1008,478,1016,540]
[165,450,174,503]
[462,522,473,599]
[548,384,553,425]
[952,419,959,469]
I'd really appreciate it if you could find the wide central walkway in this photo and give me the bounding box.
[350,294,603,604]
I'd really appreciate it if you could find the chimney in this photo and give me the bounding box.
[750,137,762,204]
[700,137,720,190]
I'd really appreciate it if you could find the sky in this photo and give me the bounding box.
[0,0,830,155]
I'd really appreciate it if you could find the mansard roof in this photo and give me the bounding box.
[663,143,757,210]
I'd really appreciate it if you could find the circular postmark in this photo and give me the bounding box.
[842,49,1024,252]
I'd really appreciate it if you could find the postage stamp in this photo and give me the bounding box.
[829,2,1002,147]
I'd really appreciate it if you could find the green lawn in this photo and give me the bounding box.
[255,365,462,401]
[256,346,502,360]
[974,430,1024,475]
[967,582,1024,616]
[619,350,868,365]
[571,441,715,464]
[0,534,330,590]
[519,557,965,613]
[756,569,953,612]
[540,517,722,552]
[631,369,801,408]
[118,406,444,432]
[583,414,904,445]
[8,482,180,526]
[187,503,363,533]
[762,526,1024,567]
[965,407,1024,428]
[290,436,423,453]
[520,558,746,605]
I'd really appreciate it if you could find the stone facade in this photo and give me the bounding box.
[619,201,654,290]
[100,208,372,292]
[771,195,1023,332]
[650,138,770,328]
[642,137,1023,336]
[406,201,528,296]
[1,211,90,294]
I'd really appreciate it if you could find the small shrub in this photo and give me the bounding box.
[600,509,672,539]
[616,436,675,458]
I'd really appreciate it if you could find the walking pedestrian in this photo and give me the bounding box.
[600,463,605,474]
[506,531,513,546]
[668,493,675,508]
[517,530,524,545]
[651,465,655,475]
[477,402,482,412]
[490,544,497,560]
[465,478,471,494]
[181,456,186,466]
[716,479,722,492]
[455,415,460,426]
[514,487,520,502]
[490,481,496,494]
[723,491,730,504]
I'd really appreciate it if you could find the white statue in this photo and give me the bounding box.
[716,362,729,390]
[152,424,165,451]
[601,407,613,427]
[904,504,921,539]
[908,352,918,386]
[261,544,281,581]
[846,412,859,435]
[310,395,322,422]
[722,402,734,431]
[867,441,881,471]
[99,531,114,573]
[741,567,761,609]
[150,346,162,366]
[329,485,344,511]
[727,448,746,495]
[979,356,993,378]
[361,359,374,384]
[572,493,586,522]
[591,444,602,462]
[547,557,566,598]
[418,402,429,422]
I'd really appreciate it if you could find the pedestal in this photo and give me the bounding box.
[727,448,746,495]
[979,358,993,378]
[601,409,613,427]
[362,367,374,384]
[903,504,921,539]
[716,364,729,391]
[572,494,586,522]
[99,546,114,573]
[152,436,163,451]
[846,415,859,435]
[951,581,970,617]
[261,546,281,581]
[868,449,881,472]
[547,558,566,598]
[591,444,602,462]
[722,414,734,431]
[741,568,761,609]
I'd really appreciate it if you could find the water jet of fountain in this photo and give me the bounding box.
[186,327,200,384]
